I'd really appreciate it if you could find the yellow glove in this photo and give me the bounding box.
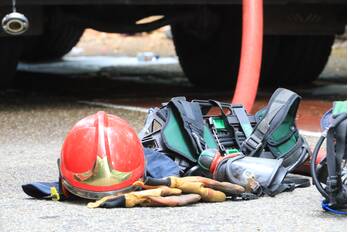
[87,187,200,208]
[168,176,225,202]
[138,176,245,202]
[179,176,245,196]
[88,176,246,208]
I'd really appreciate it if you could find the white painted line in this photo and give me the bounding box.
[18,56,180,74]
[299,130,322,138]
[78,101,149,113]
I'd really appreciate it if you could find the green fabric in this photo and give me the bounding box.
[203,126,219,150]
[162,108,218,162]
[270,134,298,158]
[163,109,196,162]
[333,101,347,116]
[256,106,298,158]
[270,124,298,158]
[268,114,298,158]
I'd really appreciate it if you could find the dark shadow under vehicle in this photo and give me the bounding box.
[0,0,346,89]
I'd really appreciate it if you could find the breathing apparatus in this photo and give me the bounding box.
[310,101,347,215]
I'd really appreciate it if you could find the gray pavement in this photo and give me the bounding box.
[0,99,346,232]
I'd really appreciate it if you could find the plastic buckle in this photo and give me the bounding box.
[50,187,60,201]
[232,104,245,109]
[242,134,263,155]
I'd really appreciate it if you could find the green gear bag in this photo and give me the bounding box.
[140,89,310,175]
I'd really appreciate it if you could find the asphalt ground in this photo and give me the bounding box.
[0,98,346,232]
[0,36,346,231]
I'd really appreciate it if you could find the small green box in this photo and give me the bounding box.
[212,118,226,130]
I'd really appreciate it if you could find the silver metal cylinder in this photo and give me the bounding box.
[2,12,29,35]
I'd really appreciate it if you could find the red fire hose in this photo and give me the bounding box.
[232,0,263,113]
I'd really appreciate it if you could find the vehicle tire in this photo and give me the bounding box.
[172,15,335,88]
[0,37,22,89]
[21,11,84,62]
[171,11,242,88]
[260,35,334,86]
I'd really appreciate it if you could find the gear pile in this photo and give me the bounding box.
[22,89,346,214]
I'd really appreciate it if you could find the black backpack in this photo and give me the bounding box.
[311,101,347,214]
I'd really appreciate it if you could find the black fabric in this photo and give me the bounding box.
[284,176,311,188]
[233,106,253,138]
[325,117,345,207]
[312,112,347,210]
[22,182,61,199]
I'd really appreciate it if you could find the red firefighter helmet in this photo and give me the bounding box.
[60,111,144,200]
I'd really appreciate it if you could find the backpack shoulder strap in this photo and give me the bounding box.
[242,88,300,156]
[232,106,253,138]
[168,97,206,155]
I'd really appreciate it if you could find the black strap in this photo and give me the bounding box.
[325,125,339,205]
[207,101,258,152]
[275,136,309,172]
[283,176,311,189]
[208,100,229,118]
[207,100,239,152]
[233,106,253,138]
[263,176,311,197]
